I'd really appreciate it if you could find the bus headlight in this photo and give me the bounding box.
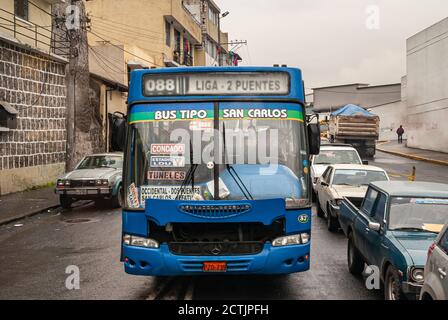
[286,199,308,209]
[272,233,310,247]
[123,234,159,249]
[410,267,424,284]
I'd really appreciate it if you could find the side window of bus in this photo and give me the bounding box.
[362,188,378,216]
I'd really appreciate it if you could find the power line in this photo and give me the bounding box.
[89,46,127,75]
[90,18,164,41]
[89,23,165,46]
[88,30,166,67]
[88,14,164,36]
[88,28,166,59]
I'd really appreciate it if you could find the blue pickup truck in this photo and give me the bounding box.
[339,181,448,300]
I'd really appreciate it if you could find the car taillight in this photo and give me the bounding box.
[428,243,437,258]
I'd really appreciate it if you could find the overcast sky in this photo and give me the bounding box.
[218,0,448,89]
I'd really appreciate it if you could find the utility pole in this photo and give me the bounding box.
[217,11,229,66]
[53,0,94,171]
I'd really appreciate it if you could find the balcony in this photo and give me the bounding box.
[183,52,193,66]
[0,4,69,57]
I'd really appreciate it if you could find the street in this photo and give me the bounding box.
[1,151,447,300]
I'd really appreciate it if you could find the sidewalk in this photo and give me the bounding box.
[377,140,448,166]
[0,187,59,225]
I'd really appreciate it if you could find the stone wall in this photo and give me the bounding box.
[0,39,67,195]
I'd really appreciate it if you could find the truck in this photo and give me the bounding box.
[328,104,379,159]
[339,181,448,300]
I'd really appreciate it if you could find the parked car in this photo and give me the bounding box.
[420,222,448,300]
[55,153,124,209]
[310,144,364,196]
[339,181,448,300]
[315,164,389,231]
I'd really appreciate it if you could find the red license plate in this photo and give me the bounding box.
[203,262,227,272]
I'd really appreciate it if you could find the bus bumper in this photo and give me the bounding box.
[122,243,310,276]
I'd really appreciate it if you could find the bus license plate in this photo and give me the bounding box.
[203,262,227,273]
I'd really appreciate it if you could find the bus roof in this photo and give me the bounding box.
[128,66,304,106]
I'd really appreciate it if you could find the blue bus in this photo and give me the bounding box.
[121,67,320,276]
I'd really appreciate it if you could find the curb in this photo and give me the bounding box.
[0,204,60,226]
[377,147,448,167]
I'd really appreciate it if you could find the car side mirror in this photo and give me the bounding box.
[369,221,381,232]
[307,123,321,155]
[362,160,369,165]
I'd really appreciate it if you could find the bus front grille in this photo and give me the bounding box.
[169,241,264,256]
[178,204,252,219]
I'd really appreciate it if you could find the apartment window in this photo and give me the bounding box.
[208,7,218,25]
[14,0,29,21]
[174,29,181,51]
[165,21,171,47]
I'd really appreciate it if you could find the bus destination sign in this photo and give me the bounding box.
[142,72,290,97]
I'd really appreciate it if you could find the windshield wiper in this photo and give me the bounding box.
[391,227,438,234]
[176,139,198,201]
[222,123,254,201]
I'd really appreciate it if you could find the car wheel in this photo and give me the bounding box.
[347,232,365,275]
[316,196,325,218]
[111,184,123,208]
[327,205,339,232]
[60,195,72,210]
[384,266,405,301]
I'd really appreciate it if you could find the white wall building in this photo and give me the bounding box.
[369,77,408,141]
[312,83,401,113]
[406,17,448,153]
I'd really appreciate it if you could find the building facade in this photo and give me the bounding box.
[84,0,237,152]
[406,17,448,153]
[0,0,67,195]
[312,83,402,113]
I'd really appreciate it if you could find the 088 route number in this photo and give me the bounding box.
[145,79,176,93]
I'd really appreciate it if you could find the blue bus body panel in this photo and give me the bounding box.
[128,67,304,105]
[123,242,310,276]
[122,202,312,276]
[122,67,311,276]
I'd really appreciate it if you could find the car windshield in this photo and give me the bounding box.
[314,150,361,165]
[125,116,309,207]
[332,169,388,186]
[77,156,123,169]
[389,197,448,232]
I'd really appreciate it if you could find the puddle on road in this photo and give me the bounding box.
[63,218,99,225]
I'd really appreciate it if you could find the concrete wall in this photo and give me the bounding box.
[313,83,401,112]
[406,17,448,153]
[369,101,407,141]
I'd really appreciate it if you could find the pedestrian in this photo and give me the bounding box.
[396,125,405,144]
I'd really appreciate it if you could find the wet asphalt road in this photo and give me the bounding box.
[0,151,447,300]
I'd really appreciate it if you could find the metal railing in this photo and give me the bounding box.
[183,52,193,66]
[0,6,69,56]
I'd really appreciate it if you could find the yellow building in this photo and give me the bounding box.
[85,0,236,151]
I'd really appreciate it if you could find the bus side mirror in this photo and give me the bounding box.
[308,123,320,155]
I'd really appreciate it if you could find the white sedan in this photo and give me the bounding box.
[311,144,364,196]
[315,164,390,232]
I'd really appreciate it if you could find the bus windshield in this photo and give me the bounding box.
[125,108,309,208]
